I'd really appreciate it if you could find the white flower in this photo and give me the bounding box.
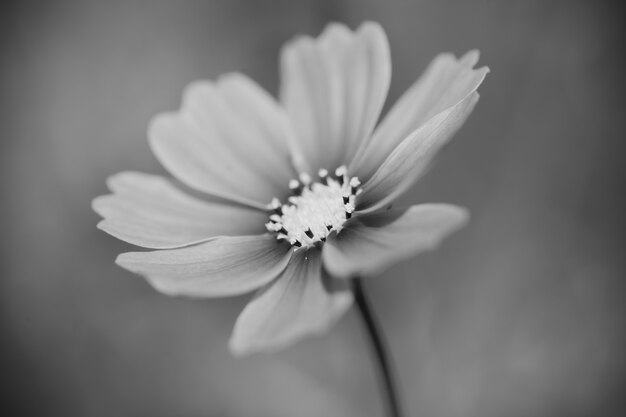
[93,22,488,355]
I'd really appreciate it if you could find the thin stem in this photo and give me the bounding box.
[353,278,404,417]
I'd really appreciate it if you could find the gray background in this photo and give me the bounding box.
[2,1,624,416]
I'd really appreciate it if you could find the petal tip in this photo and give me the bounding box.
[321,21,351,36]
[144,277,182,297]
[115,252,148,275]
[104,171,128,192]
[114,252,133,269]
[91,195,107,215]
[104,170,144,193]
[180,79,213,107]
[282,33,315,54]
[358,21,385,36]
[462,49,480,66]
[227,336,252,357]
[147,111,175,144]
[424,203,471,237]
[449,206,471,230]
[95,219,108,232]
[462,49,490,78]
[216,71,247,88]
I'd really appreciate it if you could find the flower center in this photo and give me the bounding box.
[265,166,362,249]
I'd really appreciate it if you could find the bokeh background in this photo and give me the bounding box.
[2,1,624,416]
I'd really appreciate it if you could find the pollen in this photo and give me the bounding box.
[265,166,362,249]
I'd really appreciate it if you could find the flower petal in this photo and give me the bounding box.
[116,235,292,297]
[93,171,268,249]
[323,204,468,278]
[356,92,479,213]
[351,50,489,180]
[280,21,391,172]
[149,73,297,209]
[229,249,353,355]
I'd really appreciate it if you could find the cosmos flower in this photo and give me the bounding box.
[93,22,488,355]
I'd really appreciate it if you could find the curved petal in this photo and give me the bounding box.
[356,92,479,213]
[92,171,267,249]
[351,50,489,180]
[323,204,468,278]
[229,249,353,355]
[149,73,297,209]
[280,21,391,173]
[116,235,292,298]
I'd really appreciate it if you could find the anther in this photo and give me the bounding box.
[318,168,329,185]
[269,197,281,209]
[345,203,355,220]
[350,177,361,194]
[289,179,304,195]
[266,166,363,249]
[265,222,282,232]
[335,166,347,185]
[335,166,347,177]
[299,172,312,185]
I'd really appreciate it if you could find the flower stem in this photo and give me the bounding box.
[353,278,404,417]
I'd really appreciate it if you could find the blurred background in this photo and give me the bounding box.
[1,1,624,416]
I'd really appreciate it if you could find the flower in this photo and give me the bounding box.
[93,22,488,355]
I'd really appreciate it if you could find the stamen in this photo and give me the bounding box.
[266,166,362,249]
[269,197,281,209]
[289,179,304,195]
[268,197,283,214]
[299,172,312,185]
[345,203,355,220]
[350,177,361,194]
[318,168,329,185]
